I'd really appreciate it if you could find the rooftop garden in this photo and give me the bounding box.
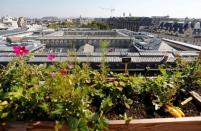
[47,21,110,30]
[0,44,200,130]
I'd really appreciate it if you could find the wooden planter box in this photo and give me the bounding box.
[109,117,201,131]
[1,117,201,131]
[1,91,200,131]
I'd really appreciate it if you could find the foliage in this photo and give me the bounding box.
[145,66,183,110]
[100,40,109,79]
[119,113,133,124]
[47,22,76,29]
[0,55,200,130]
[82,21,110,30]
[175,56,201,90]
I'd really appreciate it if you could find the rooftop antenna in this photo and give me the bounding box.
[129,12,132,17]
[100,7,116,17]
[123,12,126,17]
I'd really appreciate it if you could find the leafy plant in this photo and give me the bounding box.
[146,66,182,110]
[175,57,201,90]
[0,54,200,130]
[119,113,133,124]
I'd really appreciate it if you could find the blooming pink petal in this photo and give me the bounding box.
[13,46,29,56]
[68,64,74,69]
[60,69,68,76]
[51,72,56,77]
[48,54,56,61]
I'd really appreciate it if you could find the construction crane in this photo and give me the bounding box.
[100,7,115,17]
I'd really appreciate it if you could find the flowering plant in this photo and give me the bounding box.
[13,46,29,56]
[47,53,56,61]
[0,52,200,130]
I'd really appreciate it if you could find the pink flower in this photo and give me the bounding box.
[68,64,74,69]
[60,69,68,76]
[48,54,56,61]
[13,46,29,56]
[51,72,56,77]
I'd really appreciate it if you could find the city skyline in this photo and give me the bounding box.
[0,0,201,18]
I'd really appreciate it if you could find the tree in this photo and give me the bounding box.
[82,21,110,30]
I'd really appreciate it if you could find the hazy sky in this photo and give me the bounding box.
[0,0,201,18]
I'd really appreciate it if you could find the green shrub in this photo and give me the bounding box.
[0,55,200,130]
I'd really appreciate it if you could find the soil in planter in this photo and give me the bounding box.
[105,94,147,120]
[104,93,201,120]
[104,94,171,120]
[174,92,201,117]
[105,100,148,120]
[178,100,201,117]
[196,86,201,96]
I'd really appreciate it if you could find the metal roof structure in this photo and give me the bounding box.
[38,36,131,40]
[0,28,31,37]
[0,51,199,64]
[1,28,200,73]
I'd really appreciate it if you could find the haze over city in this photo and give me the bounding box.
[0,0,201,18]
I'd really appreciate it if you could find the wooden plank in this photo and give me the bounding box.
[27,121,55,131]
[6,122,28,131]
[1,117,201,131]
[108,117,201,131]
[190,91,201,106]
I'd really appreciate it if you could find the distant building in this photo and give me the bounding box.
[193,22,201,35]
[151,16,173,28]
[157,21,201,38]
[73,17,94,26]
[17,17,27,28]
[78,43,94,53]
[41,16,60,24]
[100,17,152,32]
[1,16,18,30]
[146,17,201,46]
[0,23,7,30]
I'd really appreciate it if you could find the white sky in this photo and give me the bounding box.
[0,0,201,18]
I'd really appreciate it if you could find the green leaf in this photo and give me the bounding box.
[68,118,79,130]
[1,112,8,119]
[96,118,108,130]
[124,102,130,109]
[69,118,88,131]
[100,97,113,111]
[39,103,49,112]
[77,119,88,131]
[51,104,64,115]
[119,113,133,124]
[160,67,167,76]
[124,98,133,109]
[8,87,23,99]
[119,81,126,87]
